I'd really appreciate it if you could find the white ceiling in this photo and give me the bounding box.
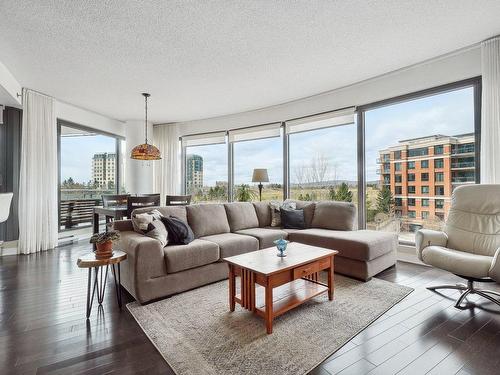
[0,1,499,123]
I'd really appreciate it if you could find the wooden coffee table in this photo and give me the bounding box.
[224,242,338,334]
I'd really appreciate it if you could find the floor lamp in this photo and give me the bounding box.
[252,169,269,202]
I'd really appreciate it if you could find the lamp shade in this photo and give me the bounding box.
[130,143,161,160]
[252,168,269,183]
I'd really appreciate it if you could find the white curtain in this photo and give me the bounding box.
[18,89,58,254]
[481,36,500,183]
[153,124,180,205]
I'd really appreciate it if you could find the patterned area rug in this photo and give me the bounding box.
[127,275,412,375]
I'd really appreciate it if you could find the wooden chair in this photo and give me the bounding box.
[127,195,160,218]
[166,194,192,206]
[102,194,129,207]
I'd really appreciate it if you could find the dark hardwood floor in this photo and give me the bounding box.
[1,241,499,375]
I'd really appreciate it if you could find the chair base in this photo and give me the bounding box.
[427,276,500,309]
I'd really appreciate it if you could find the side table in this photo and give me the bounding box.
[77,250,127,319]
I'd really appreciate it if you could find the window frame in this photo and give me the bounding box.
[57,119,124,233]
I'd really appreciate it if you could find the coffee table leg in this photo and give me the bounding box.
[265,285,273,334]
[327,257,334,301]
[112,264,123,309]
[229,265,235,312]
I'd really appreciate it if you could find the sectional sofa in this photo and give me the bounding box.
[113,200,397,304]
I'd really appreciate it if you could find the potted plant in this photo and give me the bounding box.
[90,231,120,259]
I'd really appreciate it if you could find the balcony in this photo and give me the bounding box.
[452,176,475,183]
[451,161,475,169]
[451,144,475,155]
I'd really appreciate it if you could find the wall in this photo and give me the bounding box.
[0,61,22,107]
[171,46,481,135]
[125,120,154,194]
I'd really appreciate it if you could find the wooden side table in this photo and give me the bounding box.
[77,250,127,319]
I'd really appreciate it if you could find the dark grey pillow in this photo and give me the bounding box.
[161,215,194,245]
[280,208,306,229]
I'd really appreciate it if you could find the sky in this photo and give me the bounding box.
[60,86,475,187]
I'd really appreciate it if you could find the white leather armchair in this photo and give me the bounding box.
[416,184,500,308]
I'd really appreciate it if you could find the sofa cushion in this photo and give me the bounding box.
[163,239,220,273]
[285,200,315,228]
[280,208,306,229]
[200,232,259,258]
[186,204,230,238]
[253,202,272,227]
[310,201,356,231]
[224,202,259,232]
[235,227,289,249]
[132,206,188,223]
[288,228,397,261]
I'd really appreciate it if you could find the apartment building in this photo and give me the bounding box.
[378,133,475,232]
[91,152,116,189]
[186,154,204,192]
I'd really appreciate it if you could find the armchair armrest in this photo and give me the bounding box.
[489,248,500,282]
[415,229,448,261]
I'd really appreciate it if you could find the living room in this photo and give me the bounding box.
[1,1,500,374]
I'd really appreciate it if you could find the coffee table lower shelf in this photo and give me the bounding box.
[236,278,329,319]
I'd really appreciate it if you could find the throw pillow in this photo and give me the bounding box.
[269,201,297,227]
[161,215,195,245]
[280,208,306,229]
[132,209,163,232]
[143,220,169,247]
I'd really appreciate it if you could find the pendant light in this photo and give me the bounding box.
[130,93,161,160]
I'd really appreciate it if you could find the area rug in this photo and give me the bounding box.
[127,275,412,375]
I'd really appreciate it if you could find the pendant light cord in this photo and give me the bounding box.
[144,94,148,144]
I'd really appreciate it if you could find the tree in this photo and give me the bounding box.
[333,182,353,202]
[376,186,394,214]
[235,184,257,202]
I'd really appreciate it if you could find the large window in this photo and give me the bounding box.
[229,124,283,202]
[59,122,123,231]
[182,132,228,203]
[363,82,479,242]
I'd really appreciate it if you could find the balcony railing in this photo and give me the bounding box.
[452,176,475,183]
[452,145,475,154]
[451,161,475,168]
[59,198,101,230]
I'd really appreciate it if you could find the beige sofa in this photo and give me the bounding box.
[113,200,397,304]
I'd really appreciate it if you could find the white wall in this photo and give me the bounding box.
[125,120,154,194]
[171,46,481,135]
[0,60,22,107]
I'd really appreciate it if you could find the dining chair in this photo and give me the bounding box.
[166,194,192,206]
[102,194,130,207]
[127,195,161,218]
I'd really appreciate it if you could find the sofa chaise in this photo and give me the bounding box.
[113,200,397,304]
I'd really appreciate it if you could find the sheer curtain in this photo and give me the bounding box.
[481,36,500,183]
[18,89,58,254]
[153,124,180,205]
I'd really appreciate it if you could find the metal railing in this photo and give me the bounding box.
[451,161,475,168]
[452,176,475,183]
[59,199,101,230]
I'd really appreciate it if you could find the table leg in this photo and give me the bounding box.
[97,265,109,305]
[86,268,92,319]
[327,257,334,301]
[265,284,273,334]
[112,263,123,309]
[229,265,235,312]
[92,212,99,250]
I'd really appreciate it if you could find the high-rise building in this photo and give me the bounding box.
[186,154,203,192]
[92,152,116,189]
[378,133,475,232]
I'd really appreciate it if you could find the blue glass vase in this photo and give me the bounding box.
[274,238,289,257]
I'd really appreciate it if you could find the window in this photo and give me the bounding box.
[435,199,444,209]
[395,198,403,206]
[421,211,429,219]
[394,162,401,171]
[408,210,416,218]
[395,174,402,183]
[435,186,445,195]
[436,212,445,221]
[182,132,228,203]
[408,147,428,157]
[364,82,478,243]
[422,198,430,207]
[452,143,475,154]
[408,198,416,206]
[289,113,357,203]
[58,122,123,232]
[395,186,402,195]
[408,186,416,194]
[231,124,283,202]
